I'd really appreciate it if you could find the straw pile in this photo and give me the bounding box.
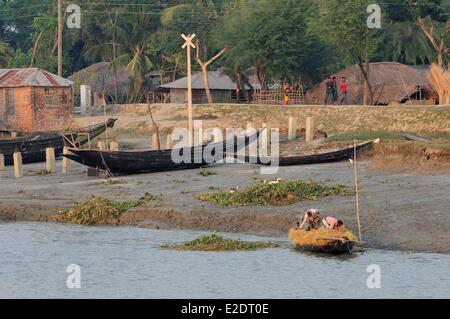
[288,228,357,247]
[428,63,450,105]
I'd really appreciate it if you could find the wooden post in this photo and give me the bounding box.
[0,154,4,172]
[181,33,196,146]
[98,141,106,150]
[152,133,160,150]
[194,120,203,146]
[212,128,223,142]
[305,117,314,143]
[13,152,22,178]
[110,141,119,152]
[46,147,55,173]
[166,134,173,150]
[62,146,70,174]
[260,123,268,155]
[247,122,257,157]
[288,116,296,141]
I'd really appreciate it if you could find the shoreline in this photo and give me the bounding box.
[1,159,450,254]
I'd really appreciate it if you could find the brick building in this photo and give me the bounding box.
[0,68,73,132]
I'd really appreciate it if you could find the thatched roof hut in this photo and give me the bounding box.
[307,62,436,105]
[68,62,131,97]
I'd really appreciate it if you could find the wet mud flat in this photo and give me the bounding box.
[1,159,449,253]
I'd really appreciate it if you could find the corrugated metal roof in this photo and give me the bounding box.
[160,70,260,90]
[0,68,73,88]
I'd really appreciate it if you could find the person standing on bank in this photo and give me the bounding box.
[324,77,334,105]
[340,77,348,105]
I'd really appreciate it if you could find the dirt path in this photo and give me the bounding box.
[1,159,449,254]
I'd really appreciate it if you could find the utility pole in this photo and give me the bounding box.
[181,33,196,147]
[57,0,63,76]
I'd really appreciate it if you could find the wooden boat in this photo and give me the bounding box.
[288,228,356,255]
[400,131,434,142]
[294,239,355,254]
[0,118,117,166]
[247,140,375,166]
[64,129,263,175]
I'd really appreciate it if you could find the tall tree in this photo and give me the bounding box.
[0,41,12,67]
[309,0,382,105]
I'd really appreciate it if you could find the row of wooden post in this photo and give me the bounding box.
[148,116,314,151]
[288,116,315,142]
[1,117,315,178]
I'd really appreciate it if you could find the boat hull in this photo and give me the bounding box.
[248,140,374,166]
[0,118,117,166]
[65,130,263,175]
[294,241,354,255]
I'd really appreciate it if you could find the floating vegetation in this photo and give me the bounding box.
[58,193,157,225]
[161,234,279,251]
[198,168,217,177]
[197,180,352,206]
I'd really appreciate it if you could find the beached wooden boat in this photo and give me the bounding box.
[64,129,263,175]
[0,118,117,166]
[247,140,375,166]
[288,228,356,255]
[400,131,434,142]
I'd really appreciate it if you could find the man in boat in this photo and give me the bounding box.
[298,209,321,231]
[322,216,344,230]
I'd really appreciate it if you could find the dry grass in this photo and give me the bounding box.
[288,228,357,247]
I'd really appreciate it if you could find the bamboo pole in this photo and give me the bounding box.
[181,33,196,146]
[353,140,363,248]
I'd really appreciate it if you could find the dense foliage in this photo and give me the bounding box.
[1,0,449,95]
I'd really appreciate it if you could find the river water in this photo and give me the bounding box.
[0,222,449,299]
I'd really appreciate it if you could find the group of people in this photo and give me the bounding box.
[324,76,348,105]
[297,209,344,231]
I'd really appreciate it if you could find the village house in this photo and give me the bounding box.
[0,68,73,132]
[158,70,260,104]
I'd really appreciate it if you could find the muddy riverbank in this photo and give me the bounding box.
[1,158,449,254]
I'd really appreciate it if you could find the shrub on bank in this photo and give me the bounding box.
[58,193,157,225]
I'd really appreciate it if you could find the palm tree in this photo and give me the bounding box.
[84,7,154,102]
[386,21,434,65]
[0,41,12,67]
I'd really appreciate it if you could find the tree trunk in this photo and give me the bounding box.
[359,57,373,105]
[195,42,226,105]
[201,65,213,104]
[30,30,44,67]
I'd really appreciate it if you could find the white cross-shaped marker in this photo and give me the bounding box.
[181,33,196,49]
